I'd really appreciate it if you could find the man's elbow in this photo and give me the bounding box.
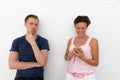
[42,63,46,66]
[38,61,47,67]
[9,64,15,69]
[9,61,17,69]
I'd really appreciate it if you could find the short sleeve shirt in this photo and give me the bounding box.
[10,35,49,77]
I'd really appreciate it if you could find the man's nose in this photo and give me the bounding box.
[32,24,36,28]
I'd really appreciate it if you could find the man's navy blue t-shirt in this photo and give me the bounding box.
[10,35,49,78]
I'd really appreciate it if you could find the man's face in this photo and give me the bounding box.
[25,17,39,34]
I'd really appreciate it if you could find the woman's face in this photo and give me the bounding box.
[75,22,87,38]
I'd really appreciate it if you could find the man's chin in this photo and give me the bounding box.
[28,32,36,35]
[31,32,36,35]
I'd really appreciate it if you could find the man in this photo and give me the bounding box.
[9,14,49,80]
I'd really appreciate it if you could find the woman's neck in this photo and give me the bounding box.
[77,35,88,39]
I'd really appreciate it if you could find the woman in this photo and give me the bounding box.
[65,16,99,80]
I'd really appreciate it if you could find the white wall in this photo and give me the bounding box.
[0,0,120,80]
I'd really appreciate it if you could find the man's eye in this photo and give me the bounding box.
[35,24,38,26]
[30,23,33,25]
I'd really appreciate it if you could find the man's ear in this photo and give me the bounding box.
[24,23,27,28]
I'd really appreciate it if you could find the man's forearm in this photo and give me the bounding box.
[9,61,39,70]
[31,42,47,66]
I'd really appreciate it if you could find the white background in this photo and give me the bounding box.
[0,0,120,80]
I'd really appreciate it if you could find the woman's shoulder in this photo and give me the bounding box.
[68,37,75,42]
[91,37,98,41]
[67,37,75,45]
[90,37,98,44]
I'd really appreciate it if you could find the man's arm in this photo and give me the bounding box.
[31,42,48,66]
[9,51,40,70]
[25,33,48,66]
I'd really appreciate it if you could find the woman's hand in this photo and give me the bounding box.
[74,48,84,59]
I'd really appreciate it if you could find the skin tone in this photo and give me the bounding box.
[9,17,48,69]
[65,22,99,66]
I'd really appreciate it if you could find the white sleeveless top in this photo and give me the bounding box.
[67,37,94,73]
